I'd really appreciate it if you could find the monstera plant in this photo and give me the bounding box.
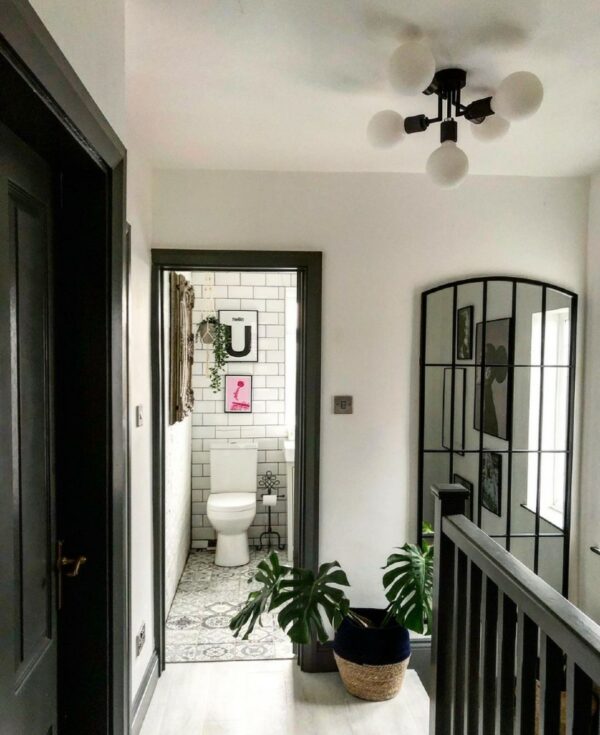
[230,528,434,701]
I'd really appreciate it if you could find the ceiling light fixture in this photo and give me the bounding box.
[368,42,544,188]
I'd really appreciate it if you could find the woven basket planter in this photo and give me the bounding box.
[334,652,410,701]
[333,608,411,702]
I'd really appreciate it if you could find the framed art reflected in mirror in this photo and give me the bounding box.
[456,305,473,360]
[474,318,512,441]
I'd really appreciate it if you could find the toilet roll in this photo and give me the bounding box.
[262,494,277,507]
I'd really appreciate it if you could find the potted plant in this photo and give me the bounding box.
[229,531,434,701]
[195,315,229,393]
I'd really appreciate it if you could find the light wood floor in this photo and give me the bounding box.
[140,659,429,735]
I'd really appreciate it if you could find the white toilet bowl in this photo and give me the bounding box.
[207,492,256,566]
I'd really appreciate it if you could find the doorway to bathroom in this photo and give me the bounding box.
[151,250,322,674]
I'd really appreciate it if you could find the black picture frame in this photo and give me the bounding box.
[218,309,259,362]
[224,374,253,413]
[442,367,466,455]
[481,451,502,516]
[456,305,473,360]
[474,317,512,441]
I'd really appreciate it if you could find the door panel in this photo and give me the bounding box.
[0,122,56,734]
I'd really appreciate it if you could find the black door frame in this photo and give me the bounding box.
[151,249,323,672]
[0,3,129,733]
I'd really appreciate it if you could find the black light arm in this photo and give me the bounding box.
[463,96,494,123]
[403,68,495,139]
[404,114,430,134]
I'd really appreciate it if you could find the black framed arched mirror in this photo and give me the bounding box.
[418,277,577,595]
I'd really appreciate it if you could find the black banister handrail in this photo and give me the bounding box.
[443,514,600,683]
[429,483,600,735]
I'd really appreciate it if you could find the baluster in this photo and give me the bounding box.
[453,549,468,735]
[515,611,538,734]
[430,485,470,735]
[496,593,517,735]
[466,561,483,734]
[479,577,499,735]
[566,659,593,734]
[539,633,563,735]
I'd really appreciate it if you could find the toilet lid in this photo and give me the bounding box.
[207,492,256,512]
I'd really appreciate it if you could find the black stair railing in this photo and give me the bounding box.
[430,484,600,735]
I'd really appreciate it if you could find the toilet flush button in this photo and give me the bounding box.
[334,396,353,414]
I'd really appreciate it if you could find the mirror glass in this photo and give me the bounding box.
[419,278,576,593]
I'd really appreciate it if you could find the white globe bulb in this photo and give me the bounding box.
[388,41,436,95]
[470,114,510,142]
[492,71,544,121]
[426,141,469,188]
[366,110,405,148]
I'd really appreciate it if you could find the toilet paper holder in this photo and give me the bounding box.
[258,471,285,551]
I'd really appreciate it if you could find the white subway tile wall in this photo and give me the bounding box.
[190,271,297,549]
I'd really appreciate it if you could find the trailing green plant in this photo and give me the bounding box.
[229,525,435,644]
[197,315,229,393]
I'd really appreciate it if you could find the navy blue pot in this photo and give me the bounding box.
[333,608,411,666]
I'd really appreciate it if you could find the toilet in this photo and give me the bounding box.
[207,440,258,566]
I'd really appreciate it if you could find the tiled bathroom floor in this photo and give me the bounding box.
[165,548,294,663]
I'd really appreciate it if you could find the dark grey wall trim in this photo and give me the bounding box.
[409,637,432,693]
[130,652,159,735]
[314,638,432,690]
[0,0,125,167]
[151,249,323,672]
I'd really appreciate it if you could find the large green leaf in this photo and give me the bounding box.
[229,555,351,645]
[229,552,290,640]
[275,562,351,644]
[382,542,434,635]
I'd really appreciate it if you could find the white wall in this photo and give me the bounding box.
[29,0,126,139]
[153,170,588,607]
[580,173,600,622]
[127,148,155,696]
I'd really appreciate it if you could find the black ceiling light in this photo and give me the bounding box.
[367,41,544,188]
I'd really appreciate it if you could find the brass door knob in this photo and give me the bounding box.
[60,554,87,577]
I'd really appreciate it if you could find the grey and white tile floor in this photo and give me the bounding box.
[165,548,294,663]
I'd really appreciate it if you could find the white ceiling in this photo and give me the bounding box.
[126,0,600,176]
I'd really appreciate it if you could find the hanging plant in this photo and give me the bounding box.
[197,316,217,345]
[196,315,229,393]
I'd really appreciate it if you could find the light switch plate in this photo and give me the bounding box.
[334,396,353,414]
[136,623,146,657]
[135,405,143,427]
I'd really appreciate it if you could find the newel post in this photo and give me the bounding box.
[429,484,470,735]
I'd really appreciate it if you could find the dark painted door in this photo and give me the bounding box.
[0,122,57,733]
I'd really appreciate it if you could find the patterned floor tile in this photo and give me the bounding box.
[165,549,294,663]
[234,641,276,660]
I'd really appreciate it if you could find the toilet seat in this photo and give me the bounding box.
[207,492,255,513]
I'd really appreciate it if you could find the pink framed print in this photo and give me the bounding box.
[224,375,253,413]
